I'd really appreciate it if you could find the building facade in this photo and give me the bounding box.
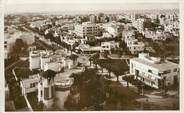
[74,22,100,38]
[20,74,40,95]
[38,70,56,109]
[130,53,179,89]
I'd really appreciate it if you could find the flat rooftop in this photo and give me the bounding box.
[131,58,179,72]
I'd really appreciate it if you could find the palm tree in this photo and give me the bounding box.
[107,66,112,77]
[89,57,93,67]
[163,77,168,97]
[125,75,130,88]
[115,74,120,82]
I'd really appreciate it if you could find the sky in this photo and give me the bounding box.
[4,0,179,14]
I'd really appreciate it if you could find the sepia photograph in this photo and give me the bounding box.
[3,0,181,112]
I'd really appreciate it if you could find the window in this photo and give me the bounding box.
[30,83,33,88]
[41,90,42,97]
[148,69,153,73]
[51,86,55,98]
[148,75,152,78]
[33,83,36,87]
[151,81,155,86]
[30,83,36,88]
[44,87,49,100]
[163,70,171,74]
[173,68,177,72]
[158,73,162,76]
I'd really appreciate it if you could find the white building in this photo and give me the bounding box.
[29,51,41,70]
[74,22,100,38]
[20,74,40,95]
[132,18,145,32]
[130,53,179,89]
[103,22,124,37]
[123,31,145,54]
[127,40,145,55]
[38,70,56,109]
[40,54,51,70]
[61,24,74,31]
[102,32,113,38]
[29,50,78,71]
[101,41,119,51]
[76,44,102,54]
[44,62,62,72]
[30,20,52,29]
[144,29,166,41]
[124,31,136,43]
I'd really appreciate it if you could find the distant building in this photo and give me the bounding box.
[103,22,124,37]
[102,32,113,38]
[108,14,117,22]
[90,15,97,23]
[144,29,166,41]
[76,44,102,54]
[132,18,145,32]
[40,54,51,70]
[74,22,100,38]
[43,62,62,72]
[101,41,119,52]
[30,20,52,30]
[127,40,145,55]
[124,31,145,54]
[130,53,179,89]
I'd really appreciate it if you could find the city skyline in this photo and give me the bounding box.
[4,0,179,14]
[4,0,180,111]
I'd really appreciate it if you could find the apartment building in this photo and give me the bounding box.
[20,74,40,95]
[127,40,145,54]
[38,70,56,109]
[74,22,100,38]
[130,53,179,89]
[144,29,166,41]
[103,22,124,37]
[132,18,145,32]
[29,50,77,71]
[124,31,145,54]
[101,41,119,51]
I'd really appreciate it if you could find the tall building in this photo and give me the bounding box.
[89,15,97,23]
[38,70,56,109]
[130,53,179,89]
[74,22,100,38]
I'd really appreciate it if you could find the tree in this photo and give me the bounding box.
[11,39,28,58]
[123,75,133,88]
[163,77,168,97]
[115,74,120,82]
